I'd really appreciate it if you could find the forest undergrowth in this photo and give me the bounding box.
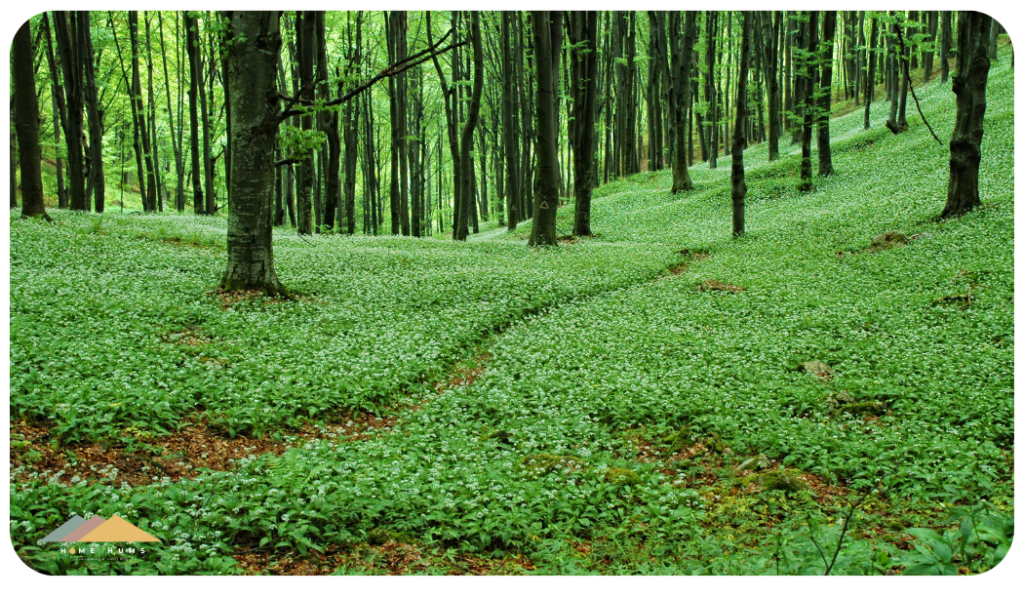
[8,57,1014,575]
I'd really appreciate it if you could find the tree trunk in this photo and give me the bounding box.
[185,12,204,213]
[940,12,952,83]
[818,11,837,177]
[53,12,87,211]
[502,12,520,232]
[671,12,697,192]
[942,12,993,219]
[130,12,157,212]
[732,12,752,237]
[158,13,185,211]
[865,16,879,129]
[42,13,68,209]
[13,20,49,219]
[295,11,315,234]
[797,11,816,192]
[529,11,560,247]
[457,11,485,242]
[760,11,781,161]
[569,11,598,236]
[144,13,163,211]
[220,11,287,297]
[704,12,718,169]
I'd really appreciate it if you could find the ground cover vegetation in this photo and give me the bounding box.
[9,10,1013,576]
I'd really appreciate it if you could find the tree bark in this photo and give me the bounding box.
[760,11,781,161]
[129,12,157,211]
[53,12,87,211]
[158,13,185,211]
[569,11,598,236]
[13,19,49,219]
[942,12,992,219]
[818,11,837,177]
[294,11,316,234]
[732,12,752,237]
[220,11,288,297]
[797,11,816,192]
[670,12,697,192]
[41,13,68,209]
[864,16,879,129]
[940,12,952,83]
[528,11,560,246]
[456,11,485,242]
[185,11,204,213]
[502,12,520,232]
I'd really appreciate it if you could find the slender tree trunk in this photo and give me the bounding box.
[295,11,315,234]
[129,12,157,211]
[569,11,598,236]
[13,20,49,219]
[797,11,816,192]
[185,12,204,213]
[502,12,520,231]
[671,12,697,192]
[42,13,68,209]
[456,11,485,241]
[761,11,781,160]
[865,16,879,129]
[529,11,561,246]
[818,11,837,177]
[8,106,16,208]
[940,12,952,83]
[704,12,718,169]
[317,11,339,232]
[732,12,752,237]
[942,12,993,219]
[145,13,163,210]
[221,10,287,296]
[53,12,87,211]
[158,13,185,211]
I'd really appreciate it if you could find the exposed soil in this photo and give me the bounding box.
[10,411,396,488]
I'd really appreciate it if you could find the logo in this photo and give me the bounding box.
[39,515,161,547]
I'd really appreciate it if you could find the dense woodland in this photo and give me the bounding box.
[8,10,1015,576]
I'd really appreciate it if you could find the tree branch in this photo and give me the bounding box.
[894,21,944,145]
[277,27,466,121]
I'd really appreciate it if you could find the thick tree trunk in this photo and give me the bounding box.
[818,11,837,177]
[185,12,204,214]
[569,11,598,236]
[670,12,697,192]
[13,20,49,219]
[220,11,287,297]
[940,12,952,84]
[942,12,992,219]
[53,12,87,211]
[732,12,752,237]
[529,11,560,247]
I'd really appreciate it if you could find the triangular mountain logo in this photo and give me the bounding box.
[39,515,161,543]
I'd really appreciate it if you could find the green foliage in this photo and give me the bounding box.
[9,49,1014,576]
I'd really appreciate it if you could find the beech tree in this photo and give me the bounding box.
[568,11,599,236]
[731,12,751,237]
[528,10,561,247]
[12,20,49,219]
[942,12,993,219]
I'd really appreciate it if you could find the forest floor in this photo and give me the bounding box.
[8,56,1014,575]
